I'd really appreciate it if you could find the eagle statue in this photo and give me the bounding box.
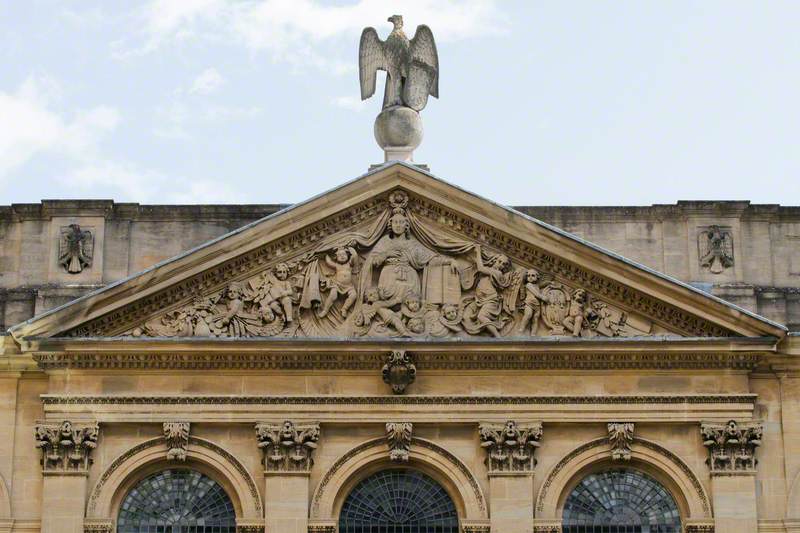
[359,15,439,111]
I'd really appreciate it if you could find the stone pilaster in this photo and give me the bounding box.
[479,421,542,533]
[256,421,320,533]
[701,420,762,533]
[35,420,99,533]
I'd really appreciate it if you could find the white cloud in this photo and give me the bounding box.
[332,95,366,112]
[119,0,506,71]
[189,67,225,95]
[62,159,244,203]
[153,98,263,140]
[0,74,119,178]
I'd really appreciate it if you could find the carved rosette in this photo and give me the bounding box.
[34,420,99,473]
[386,422,413,462]
[701,420,762,474]
[608,422,634,461]
[479,420,543,473]
[382,350,416,394]
[163,422,190,461]
[255,420,320,473]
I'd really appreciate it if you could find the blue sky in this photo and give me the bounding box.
[1,0,799,205]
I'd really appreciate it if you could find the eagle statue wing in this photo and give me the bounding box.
[410,24,439,98]
[359,27,385,100]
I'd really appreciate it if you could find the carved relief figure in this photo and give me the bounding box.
[517,269,545,335]
[58,224,93,274]
[698,225,734,274]
[318,247,359,318]
[128,189,658,341]
[253,263,295,323]
[462,245,521,337]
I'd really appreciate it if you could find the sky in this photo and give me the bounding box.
[1,0,799,206]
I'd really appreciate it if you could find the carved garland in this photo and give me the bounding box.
[61,190,731,338]
[32,350,762,371]
[535,437,710,514]
[86,436,262,515]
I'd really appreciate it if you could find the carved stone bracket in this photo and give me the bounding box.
[479,420,542,473]
[83,519,113,533]
[607,422,634,461]
[382,350,416,394]
[386,422,413,462]
[462,524,492,533]
[255,420,320,473]
[163,422,190,461]
[35,420,99,473]
[307,524,336,533]
[701,420,762,474]
[685,524,715,533]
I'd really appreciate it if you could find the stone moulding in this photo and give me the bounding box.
[86,436,263,516]
[31,349,763,371]
[40,393,758,406]
[57,188,733,339]
[535,436,711,516]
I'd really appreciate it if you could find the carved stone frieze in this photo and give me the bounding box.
[32,349,762,372]
[479,420,542,473]
[235,526,265,533]
[382,350,416,393]
[307,525,336,533]
[163,422,190,461]
[698,225,734,274]
[685,525,715,533]
[255,420,320,473]
[59,224,93,274]
[386,422,413,462]
[35,420,99,473]
[83,520,113,533]
[607,422,634,461]
[462,525,492,533]
[701,420,762,474]
[60,188,730,339]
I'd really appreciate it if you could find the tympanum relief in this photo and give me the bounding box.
[129,190,656,339]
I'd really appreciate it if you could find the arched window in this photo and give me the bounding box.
[117,469,236,533]
[339,469,459,533]
[562,469,681,533]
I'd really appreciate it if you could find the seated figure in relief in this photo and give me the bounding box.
[254,263,295,323]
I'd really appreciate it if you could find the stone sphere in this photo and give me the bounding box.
[374,106,423,150]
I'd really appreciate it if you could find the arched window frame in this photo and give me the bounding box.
[117,468,237,533]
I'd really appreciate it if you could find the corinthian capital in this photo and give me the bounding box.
[479,420,542,473]
[34,420,99,473]
[255,420,320,473]
[701,419,762,474]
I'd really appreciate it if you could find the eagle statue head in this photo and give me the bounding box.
[387,15,403,30]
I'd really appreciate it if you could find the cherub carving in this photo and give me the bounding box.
[427,303,464,337]
[214,282,262,336]
[517,268,546,335]
[354,287,409,336]
[318,246,359,318]
[254,263,295,323]
[463,245,521,337]
[401,293,426,334]
[563,288,587,336]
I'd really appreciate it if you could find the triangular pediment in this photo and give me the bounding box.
[10,162,785,341]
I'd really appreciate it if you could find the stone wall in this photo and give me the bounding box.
[1,199,798,330]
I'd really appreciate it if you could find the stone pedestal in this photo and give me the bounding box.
[489,473,534,533]
[41,474,88,533]
[264,473,310,533]
[711,474,758,533]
